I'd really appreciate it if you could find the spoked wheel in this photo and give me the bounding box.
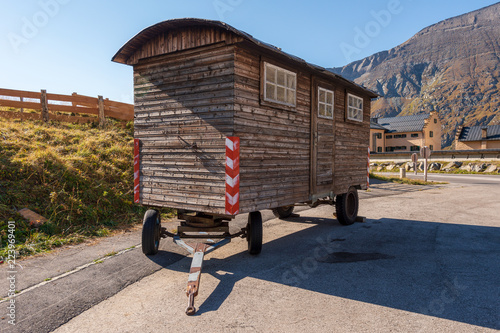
[335,187,359,225]
[247,211,263,255]
[271,205,295,219]
[142,209,161,255]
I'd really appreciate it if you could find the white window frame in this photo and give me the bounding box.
[318,87,334,119]
[347,93,363,122]
[263,62,296,107]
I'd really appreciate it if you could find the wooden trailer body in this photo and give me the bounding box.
[113,19,377,216]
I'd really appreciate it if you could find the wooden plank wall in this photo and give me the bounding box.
[332,92,370,194]
[316,113,335,191]
[133,44,236,214]
[233,46,311,213]
[126,26,243,65]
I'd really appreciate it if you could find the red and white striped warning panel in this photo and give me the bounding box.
[225,136,240,215]
[134,138,140,204]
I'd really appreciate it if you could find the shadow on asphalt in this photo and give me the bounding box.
[145,215,500,329]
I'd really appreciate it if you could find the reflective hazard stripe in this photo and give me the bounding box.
[225,137,240,215]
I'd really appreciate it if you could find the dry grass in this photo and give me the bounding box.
[0,118,171,259]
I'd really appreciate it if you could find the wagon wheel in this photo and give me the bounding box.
[335,187,359,225]
[142,209,161,255]
[271,205,295,219]
[246,211,262,255]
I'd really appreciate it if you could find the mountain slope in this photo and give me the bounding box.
[331,3,500,148]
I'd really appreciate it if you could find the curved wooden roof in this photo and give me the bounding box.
[112,18,378,98]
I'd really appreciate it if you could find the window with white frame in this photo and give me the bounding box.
[347,94,363,122]
[264,62,296,106]
[318,87,334,119]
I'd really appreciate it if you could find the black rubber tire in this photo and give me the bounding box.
[247,211,263,255]
[142,209,161,255]
[335,187,359,225]
[271,205,295,219]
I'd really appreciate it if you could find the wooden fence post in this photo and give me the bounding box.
[98,95,106,126]
[20,97,24,113]
[40,89,49,122]
[72,92,77,109]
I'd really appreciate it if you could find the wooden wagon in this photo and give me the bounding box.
[113,18,377,314]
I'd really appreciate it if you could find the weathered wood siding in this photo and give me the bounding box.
[133,44,236,213]
[233,46,311,213]
[332,91,370,195]
[126,27,243,65]
[127,26,370,214]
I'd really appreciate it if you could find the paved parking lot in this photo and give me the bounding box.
[48,182,499,333]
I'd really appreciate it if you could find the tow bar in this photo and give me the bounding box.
[173,236,232,315]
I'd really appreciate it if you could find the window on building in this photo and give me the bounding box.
[376,133,382,139]
[434,119,437,124]
[394,146,407,151]
[347,94,363,122]
[386,147,394,152]
[411,146,420,151]
[377,147,382,153]
[264,62,296,106]
[318,87,334,119]
[411,133,419,138]
[429,131,434,138]
[386,135,393,139]
[430,145,434,150]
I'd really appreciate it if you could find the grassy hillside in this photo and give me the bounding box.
[0,118,168,259]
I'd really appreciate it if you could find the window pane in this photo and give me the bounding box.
[277,86,285,102]
[277,70,285,86]
[263,63,296,107]
[349,107,356,119]
[326,92,333,104]
[267,66,276,83]
[266,83,275,100]
[287,90,295,105]
[287,74,296,89]
[319,89,325,103]
[326,105,333,117]
[319,103,325,116]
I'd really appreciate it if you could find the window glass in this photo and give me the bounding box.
[347,94,363,122]
[318,87,334,119]
[264,63,297,107]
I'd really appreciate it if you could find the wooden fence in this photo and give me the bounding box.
[0,88,134,124]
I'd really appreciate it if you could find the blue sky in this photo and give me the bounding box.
[1,0,498,103]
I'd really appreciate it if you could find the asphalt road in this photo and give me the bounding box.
[1,177,499,332]
[376,172,500,186]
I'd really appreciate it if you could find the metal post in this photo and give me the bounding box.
[424,158,428,182]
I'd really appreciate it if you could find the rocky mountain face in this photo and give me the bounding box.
[331,3,500,148]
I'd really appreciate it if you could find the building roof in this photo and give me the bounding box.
[370,121,388,131]
[112,18,378,98]
[376,113,431,133]
[458,125,500,141]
